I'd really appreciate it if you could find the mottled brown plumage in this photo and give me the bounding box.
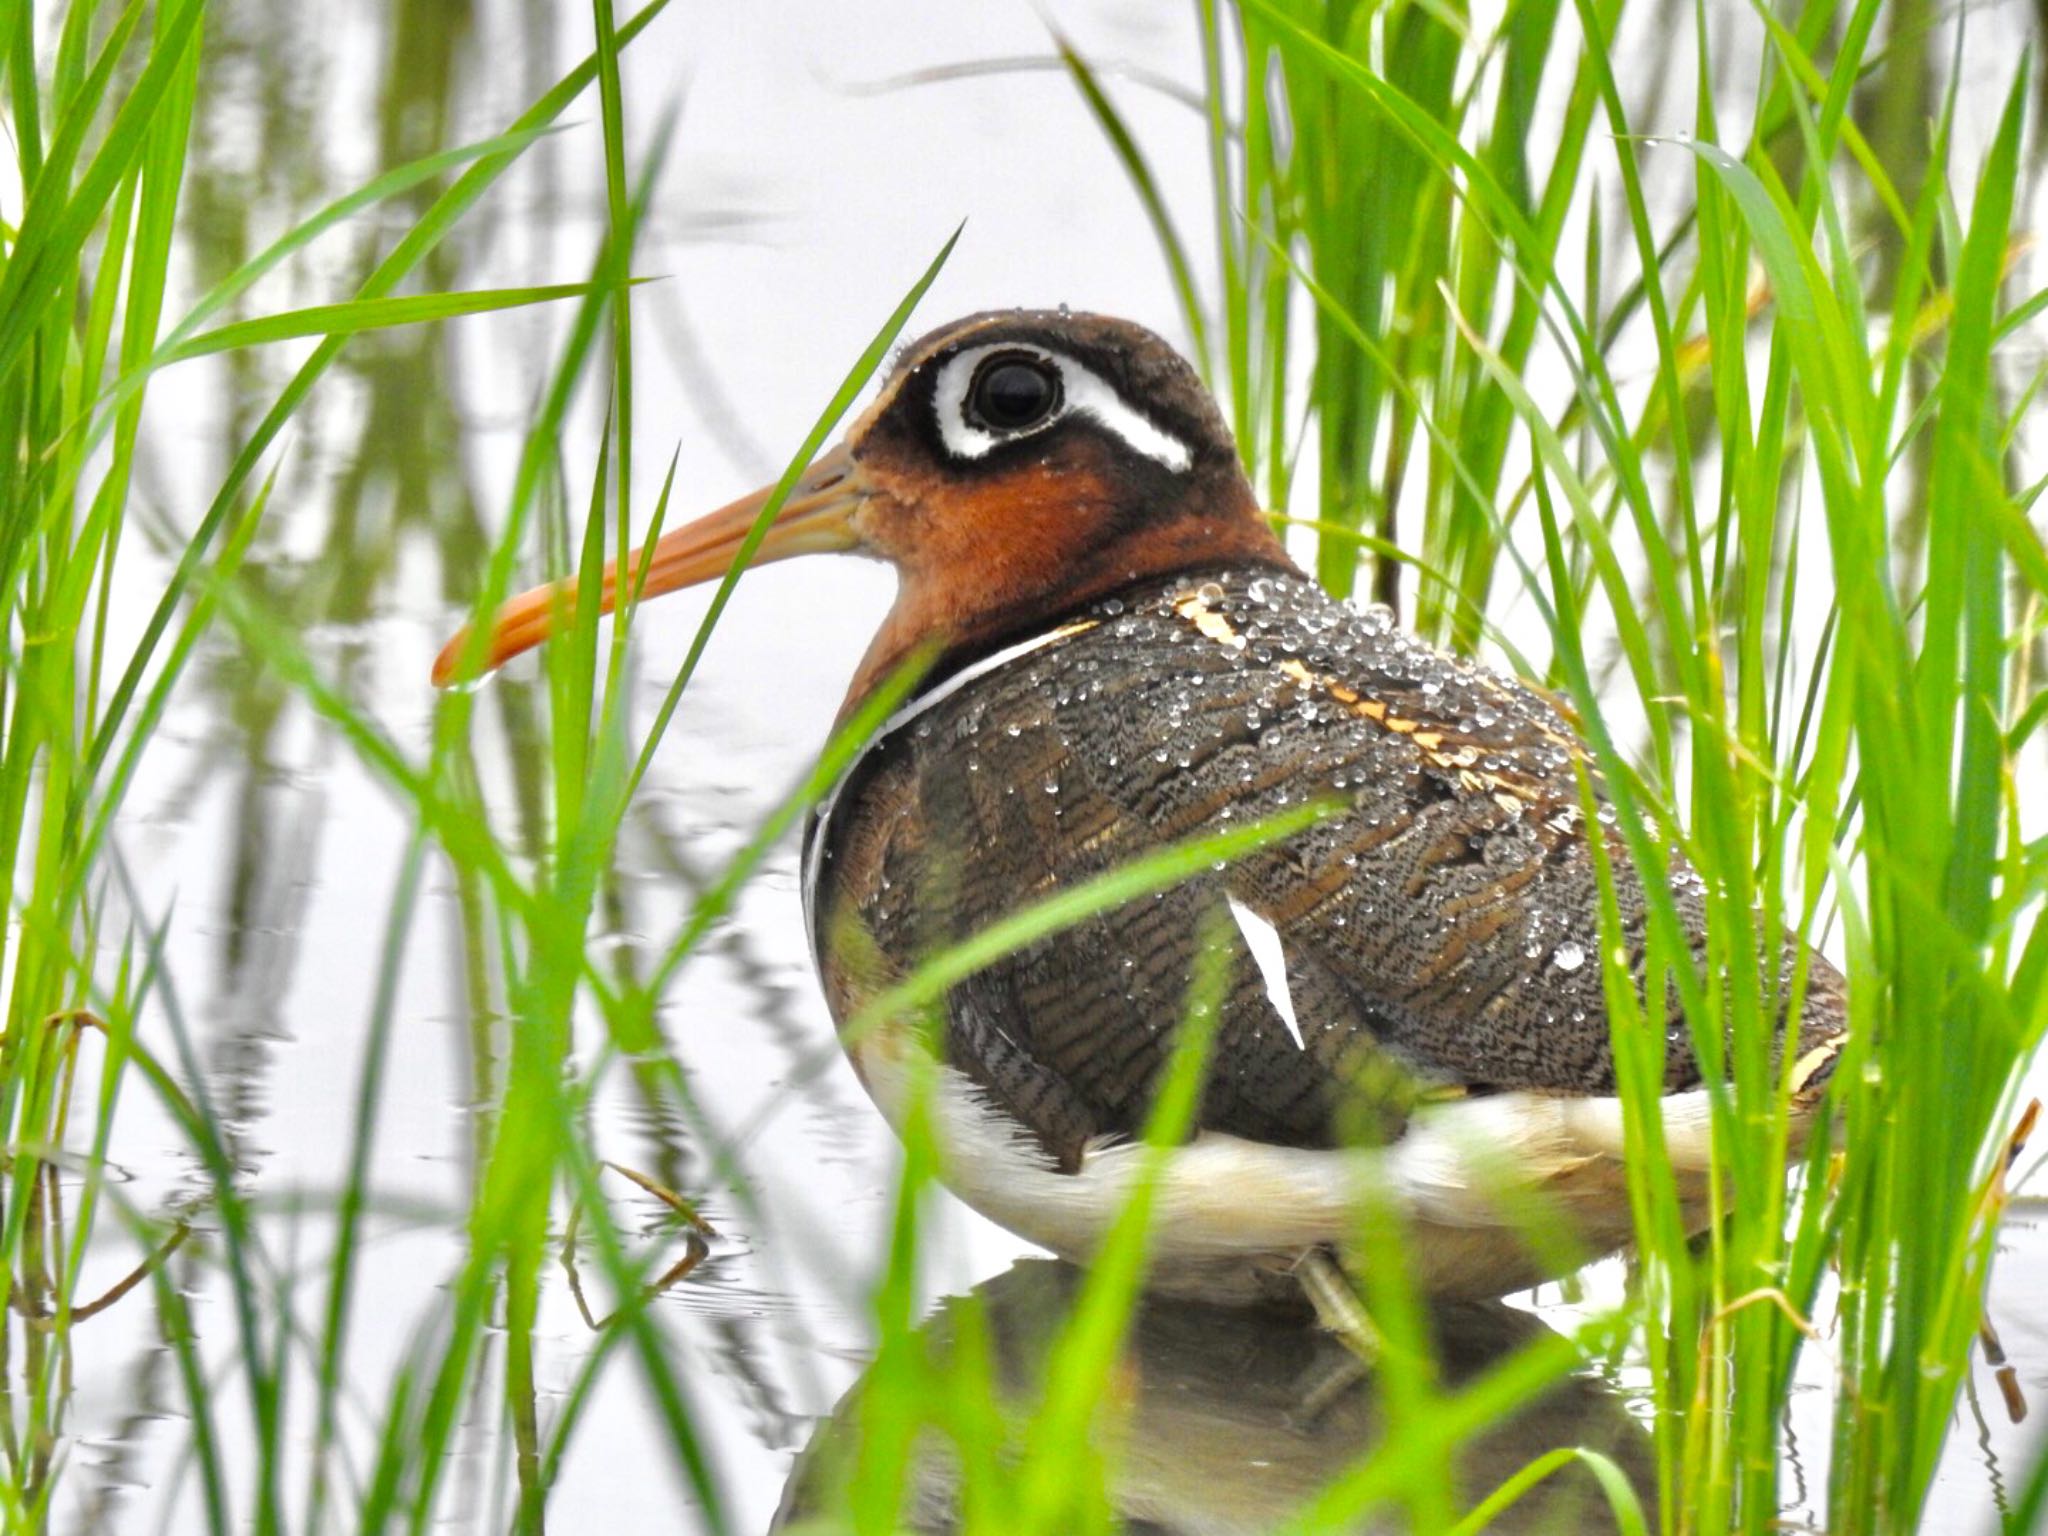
[439,309,1848,1300]
[806,563,1845,1172]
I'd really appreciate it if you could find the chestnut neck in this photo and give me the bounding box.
[837,511,1297,726]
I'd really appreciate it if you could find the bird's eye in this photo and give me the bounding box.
[967,354,1061,433]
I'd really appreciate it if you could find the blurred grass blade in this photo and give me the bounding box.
[154,281,629,365]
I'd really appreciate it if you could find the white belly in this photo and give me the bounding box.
[850,1035,1717,1301]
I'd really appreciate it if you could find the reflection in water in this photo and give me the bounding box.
[774,1260,1653,1534]
[165,0,503,1150]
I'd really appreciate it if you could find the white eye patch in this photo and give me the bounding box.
[929,342,1193,473]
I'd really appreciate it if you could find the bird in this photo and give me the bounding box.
[434,310,1847,1313]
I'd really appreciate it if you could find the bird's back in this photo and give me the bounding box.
[807,565,1845,1172]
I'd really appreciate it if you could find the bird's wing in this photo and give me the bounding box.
[1037,573,1673,1102]
[813,568,1842,1160]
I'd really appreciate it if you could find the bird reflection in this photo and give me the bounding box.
[773,1259,1653,1534]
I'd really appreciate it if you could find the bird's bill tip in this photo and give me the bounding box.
[430,444,866,688]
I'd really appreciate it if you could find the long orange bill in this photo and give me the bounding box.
[432,443,867,687]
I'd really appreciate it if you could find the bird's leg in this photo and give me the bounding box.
[560,1161,715,1331]
[1277,1247,1384,1426]
[1293,1246,1382,1364]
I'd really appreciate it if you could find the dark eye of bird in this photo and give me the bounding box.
[967,354,1061,433]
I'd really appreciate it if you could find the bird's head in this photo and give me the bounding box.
[433,310,1294,705]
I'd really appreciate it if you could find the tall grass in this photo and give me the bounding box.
[0,1,709,1528]
[2,1,2043,1534]
[1065,2,2048,1530]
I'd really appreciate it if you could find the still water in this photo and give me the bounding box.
[59,1,2048,1530]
